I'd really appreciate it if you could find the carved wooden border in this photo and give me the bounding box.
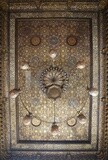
[8,0,108,11]
[103,8,108,159]
[0,11,3,159]
[0,10,7,160]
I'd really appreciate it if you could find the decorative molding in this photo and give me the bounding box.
[104,8,108,159]
[9,0,99,11]
[0,11,7,160]
[7,0,108,11]
[98,8,108,160]
[0,1,9,160]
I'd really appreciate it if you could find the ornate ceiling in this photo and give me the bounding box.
[12,18,91,143]
[0,0,108,160]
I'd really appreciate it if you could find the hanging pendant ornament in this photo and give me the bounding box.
[76,61,85,69]
[23,113,32,126]
[20,63,30,70]
[77,113,86,124]
[51,122,59,134]
[9,88,21,98]
[49,49,57,60]
[88,87,98,97]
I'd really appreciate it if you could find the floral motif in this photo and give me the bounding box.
[40,66,69,93]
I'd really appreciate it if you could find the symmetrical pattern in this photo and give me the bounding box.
[14,19,90,142]
[8,10,101,156]
[0,0,108,160]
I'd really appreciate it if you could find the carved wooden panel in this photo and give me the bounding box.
[0,1,108,160]
[5,10,102,159]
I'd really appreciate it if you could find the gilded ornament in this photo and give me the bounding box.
[67,35,77,46]
[30,36,41,46]
[77,113,86,124]
[23,114,32,126]
[67,117,77,127]
[31,117,41,127]
[51,122,59,133]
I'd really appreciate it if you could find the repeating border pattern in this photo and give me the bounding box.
[0,1,9,159]
[0,10,7,160]
[8,0,107,11]
[104,8,108,159]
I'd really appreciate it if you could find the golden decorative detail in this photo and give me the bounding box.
[30,36,41,46]
[67,117,77,127]
[67,35,77,46]
[31,117,41,127]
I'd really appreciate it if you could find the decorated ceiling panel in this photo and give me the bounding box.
[7,11,101,154]
[0,0,108,160]
[16,19,90,141]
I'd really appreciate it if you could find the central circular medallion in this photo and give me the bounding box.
[40,66,69,99]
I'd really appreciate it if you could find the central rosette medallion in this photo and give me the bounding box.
[40,66,69,99]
